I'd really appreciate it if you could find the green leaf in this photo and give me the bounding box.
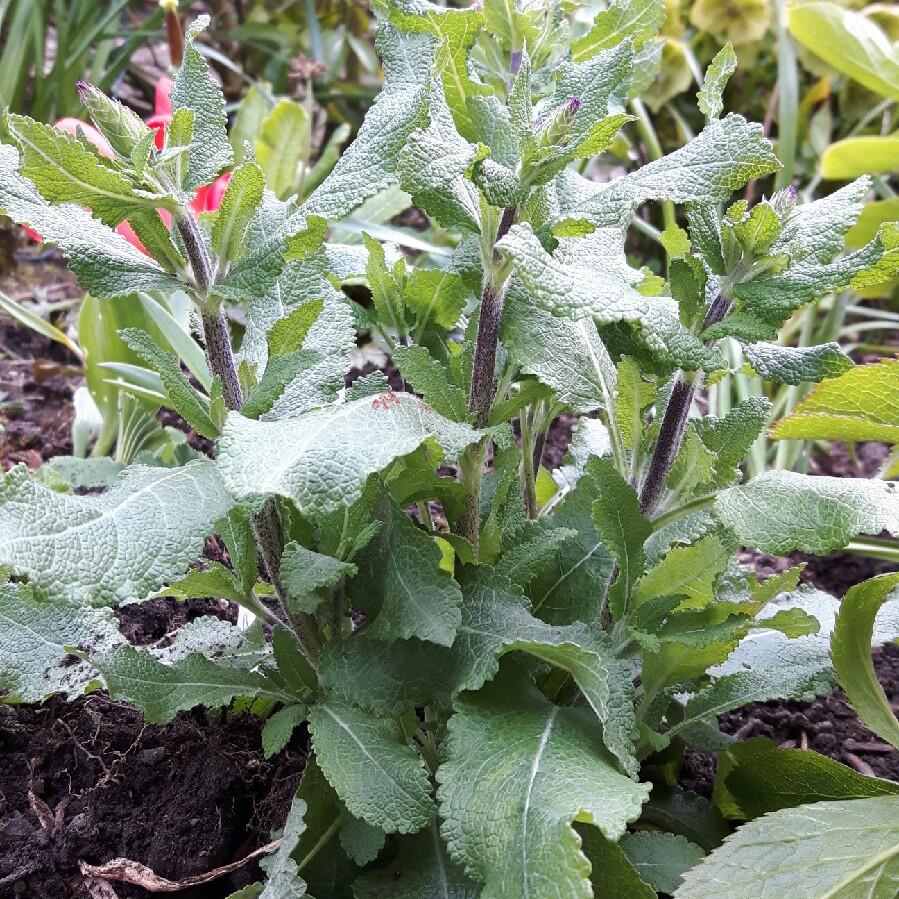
[590,458,652,620]
[260,793,309,898]
[452,567,638,775]
[120,328,218,438]
[403,267,469,335]
[0,461,232,605]
[392,345,468,421]
[674,797,899,898]
[152,563,247,606]
[281,543,357,615]
[717,738,899,821]
[262,704,308,758]
[6,113,155,226]
[78,81,152,158]
[354,822,480,899]
[0,145,178,300]
[694,397,771,490]
[217,393,478,517]
[529,466,615,624]
[745,341,854,385]
[580,827,656,898]
[498,224,716,371]
[770,359,899,443]
[351,497,463,647]
[389,1,485,141]
[241,350,320,420]
[255,100,310,200]
[212,162,265,264]
[308,698,434,834]
[714,470,899,554]
[302,25,431,220]
[620,832,705,895]
[502,282,618,414]
[92,644,280,724]
[642,786,730,852]
[0,580,122,703]
[267,301,324,357]
[697,43,737,121]
[437,665,651,899]
[788,2,899,102]
[832,573,899,750]
[319,633,455,716]
[171,16,233,189]
[822,136,899,180]
[572,0,666,62]
[399,76,487,232]
[633,534,732,611]
[493,523,577,588]
[576,114,779,223]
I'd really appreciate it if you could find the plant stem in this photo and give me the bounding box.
[520,407,539,520]
[639,293,730,515]
[178,211,322,664]
[460,205,516,548]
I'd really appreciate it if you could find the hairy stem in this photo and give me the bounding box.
[638,293,730,515]
[179,211,322,664]
[520,408,538,520]
[460,206,516,548]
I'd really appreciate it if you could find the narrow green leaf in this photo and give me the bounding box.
[697,43,737,121]
[212,162,265,264]
[832,573,899,750]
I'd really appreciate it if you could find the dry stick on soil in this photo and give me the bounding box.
[83,877,121,899]
[176,214,323,664]
[78,839,282,893]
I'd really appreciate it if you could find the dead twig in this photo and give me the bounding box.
[78,839,282,892]
[844,752,876,777]
[83,876,121,899]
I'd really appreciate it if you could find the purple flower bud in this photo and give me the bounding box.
[785,185,797,200]
[76,80,89,100]
[566,97,581,115]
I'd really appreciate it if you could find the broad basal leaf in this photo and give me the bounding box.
[92,644,284,723]
[354,822,480,899]
[0,144,179,299]
[0,580,122,702]
[770,359,899,443]
[674,797,899,899]
[351,497,463,646]
[832,573,899,750]
[0,461,232,605]
[714,470,899,554]
[453,566,638,774]
[580,826,656,899]
[619,832,705,895]
[437,665,651,899]
[217,393,478,516]
[308,697,434,834]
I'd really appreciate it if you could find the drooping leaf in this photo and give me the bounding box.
[579,826,656,898]
[744,341,854,386]
[0,581,122,703]
[260,793,309,898]
[339,811,386,867]
[0,462,232,605]
[217,393,478,516]
[92,645,283,724]
[714,470,899,554]
[716,737,899,821]
[437,665,651,899]
[0,144,178,299]
[308,697,434,834]
[832,573,899,750]
[770,359,899,443]
[280,543,357,615]
[674,797,899,899]
[262,704,308,759]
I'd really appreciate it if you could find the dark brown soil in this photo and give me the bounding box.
[680,644,899,797]
[0,697,305,899]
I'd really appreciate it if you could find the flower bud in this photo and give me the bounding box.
[76,81,151,159]
[538,96,580,148]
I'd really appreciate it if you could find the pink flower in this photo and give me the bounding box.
[23,76,232,259]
